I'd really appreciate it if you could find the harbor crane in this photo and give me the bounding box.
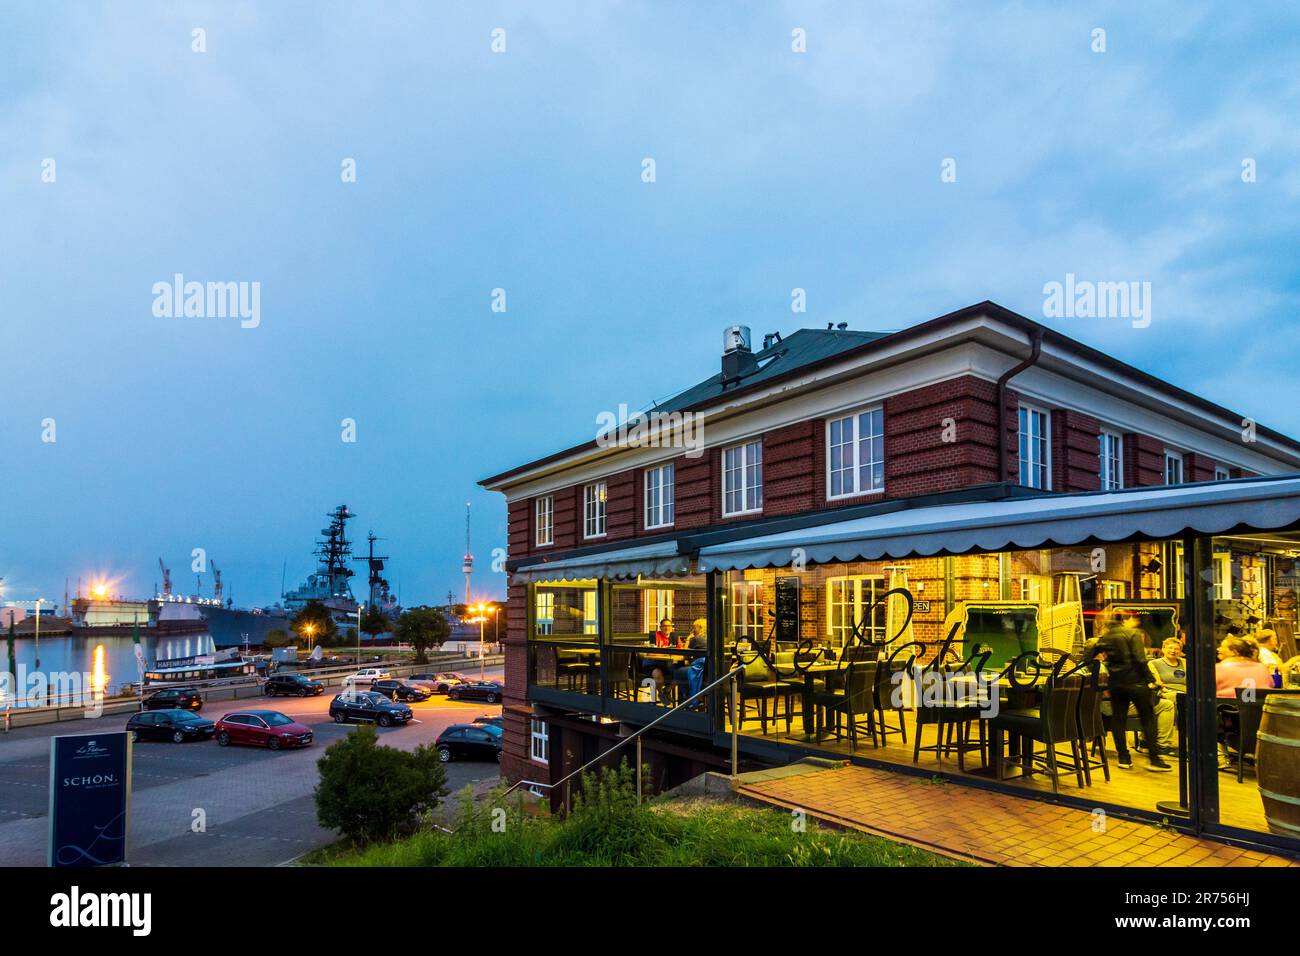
[212,562,223,603]
[158,558,172,598]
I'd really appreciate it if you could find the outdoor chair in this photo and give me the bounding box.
[732,649,798,735]
[990,674,1085,793]
[812,658,878,751]
[911,662,988,771]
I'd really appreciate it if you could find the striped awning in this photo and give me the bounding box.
[512,539,691,584]
[698,476,1300,571]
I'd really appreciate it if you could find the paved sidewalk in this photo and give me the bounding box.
[733,762,1297,868]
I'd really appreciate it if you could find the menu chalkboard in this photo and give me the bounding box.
[775,577,800,643]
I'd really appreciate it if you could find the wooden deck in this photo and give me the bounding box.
[726,706,1271,834]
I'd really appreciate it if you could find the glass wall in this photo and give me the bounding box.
[608,575,709,710]
[720,540,1193,819]
[1208,532,1300,841]
[527,580,601,695]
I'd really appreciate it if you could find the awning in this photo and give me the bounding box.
[698,476,1300,571]
[512,539,691,584]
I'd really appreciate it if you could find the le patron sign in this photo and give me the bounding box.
[48,731,132,867]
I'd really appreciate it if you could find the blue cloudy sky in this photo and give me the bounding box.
[1,1,1298,608]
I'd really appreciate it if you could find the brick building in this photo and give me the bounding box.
[480,301,1300,856]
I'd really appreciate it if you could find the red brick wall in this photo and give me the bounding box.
[1185,453,1217,484]
[763,421,819,515]
[1052,409,1102,492]
[1123,433,1165,487]
[674,451,714,529]
[605,469,636,541]
[500,582,545,785]
[882,375,1009,496]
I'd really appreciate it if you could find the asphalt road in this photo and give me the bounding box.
[0,668,505,867]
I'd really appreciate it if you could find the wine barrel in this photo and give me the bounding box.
[1257,694,1300,838]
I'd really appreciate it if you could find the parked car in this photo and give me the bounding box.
[472,714,503,729]
[328,691,412,727]
[409,672,468,694]
[215,710,313,749]
[446,680,503,704]
[370,679,432,703]
[263,673,324,697]
[127,708,215,743]
[142,687,203,712]
[435,723,503,762]
[344,667,391,686]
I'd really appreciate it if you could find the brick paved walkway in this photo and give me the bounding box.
[733,762,1298,867]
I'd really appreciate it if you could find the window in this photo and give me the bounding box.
[1017,406,1051,489]
[583,482,607,538]
[722,440,763,516]
[643,588,674,632]
[827,407,885,498]
[645,463,675,529]
[731,581,764,642]
[825,576,886,646]
[534,591,554,635]
[1099,431,1124,491]
[535,496,553,546]
[1212,552,1232,601]
[530,719,549,763]
[582,590,598,635]
[1215,466,1231,482]
[1164,451,1184,485]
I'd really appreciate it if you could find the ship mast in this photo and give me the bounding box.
[314,504,356,598]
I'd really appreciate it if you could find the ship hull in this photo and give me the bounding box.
[199,606,292,648]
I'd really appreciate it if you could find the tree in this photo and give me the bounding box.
[291,600,337,647]
[360,605,392,643]
[263,628,293,648]
[395,606,450,663]
[314,726,448,844]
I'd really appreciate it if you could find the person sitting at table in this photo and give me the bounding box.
[1147,638,1186,755]
[1084,612,1172,772]
[1215,636,1271,698]
[652,617,676,648]
[686,618,708,650]
[1255,629,1284,668]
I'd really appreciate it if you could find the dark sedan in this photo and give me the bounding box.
[127,708,215,743]
[446,681,503,704]
[263,674,324,697]
[435,723,503,763]
[142,687,204,711]
[370,679,432,703]
[328,691,413,727]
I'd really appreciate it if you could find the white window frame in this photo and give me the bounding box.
[643,589,674,632]
[825,575,887,647]
[1212,552,1232,601]
[535,495,554,547]
[530,718,549,763]
[1099,430,1124,491]
[1018,405,1052,490]
[1164,450,1184,485]
[722,440,763,516]
[1214,465,1230,482]
[534,590,555,636]
[582,590,598,635]
[826,406,886,499]
[731,581,764,642]
[644,463,675,529]
[583,482,607,539]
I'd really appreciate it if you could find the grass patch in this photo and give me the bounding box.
[311,766,964,868]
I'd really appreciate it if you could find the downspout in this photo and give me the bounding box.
[996,328,1044,486]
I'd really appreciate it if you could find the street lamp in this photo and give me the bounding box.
[304,623,316,656]
[474,602,487,680]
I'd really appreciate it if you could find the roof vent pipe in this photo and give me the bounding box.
[721,325,757,384]
[996,329,1044,486]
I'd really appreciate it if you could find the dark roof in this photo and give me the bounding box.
[480,301,1300,487]
[652,327,887,413]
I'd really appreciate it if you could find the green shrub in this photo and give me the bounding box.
[314,726,448,845]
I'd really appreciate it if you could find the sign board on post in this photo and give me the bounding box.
[48,731,131,867]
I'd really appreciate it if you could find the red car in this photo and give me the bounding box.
[214,710,313,750]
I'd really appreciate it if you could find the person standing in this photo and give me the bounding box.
[1085,612,1172,772]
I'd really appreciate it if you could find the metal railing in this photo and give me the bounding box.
[503,666,744,807]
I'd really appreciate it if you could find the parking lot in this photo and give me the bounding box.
[0,667,505,867]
